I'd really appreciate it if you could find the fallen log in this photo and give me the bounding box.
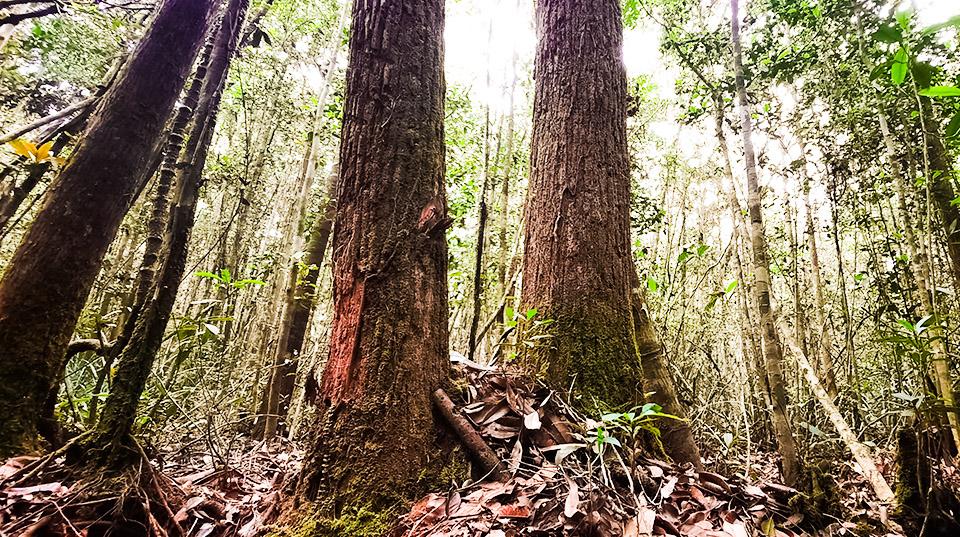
[432,388,508,482]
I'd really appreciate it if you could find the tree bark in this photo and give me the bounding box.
[94,0,246,452]
[922,99,960,287]
[296,0,450,511]
[0,0,216,458]
[730,0,802,486]
[520,0,640,407]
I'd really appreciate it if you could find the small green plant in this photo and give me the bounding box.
[592,401,685,479]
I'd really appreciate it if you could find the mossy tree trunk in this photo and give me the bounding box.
[296,0,451,514]
[93,0,247,456]
[730,0,802,486]
[520,0,640,407]
[0,0,216,458]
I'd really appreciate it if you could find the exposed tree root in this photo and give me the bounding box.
[1,434,186,537]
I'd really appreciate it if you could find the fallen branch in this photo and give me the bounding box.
[65,338,112,357]
[775,312,896,507]
[432,388,507,481]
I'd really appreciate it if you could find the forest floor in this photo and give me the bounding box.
[0,363,926,536]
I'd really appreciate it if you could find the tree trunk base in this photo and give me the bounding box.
[1,433,185,537]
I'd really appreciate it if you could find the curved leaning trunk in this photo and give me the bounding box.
[0,0,216,458]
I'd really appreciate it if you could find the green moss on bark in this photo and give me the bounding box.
[518,306,642,408]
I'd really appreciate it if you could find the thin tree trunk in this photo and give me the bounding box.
[0,0,216,458]
[922,99,960,287]
[801,155,839,399]
[878,109,960,451]
[95,0,246,452]
[776,316,895,505]
[261,168,337,440]
[730,0,802,486]
[296,0,451,510]
[132,38,217,311]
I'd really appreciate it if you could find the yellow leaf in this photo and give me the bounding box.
[52,157,67,167]
[7,139,36,159]
[35,140,54,161]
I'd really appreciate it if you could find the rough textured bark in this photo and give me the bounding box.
[730,0,802,486]
[296,0,450,511]
[520,0,640,406]
[133,38,217,311]
[0,0,215,458]
[95,0,246,450]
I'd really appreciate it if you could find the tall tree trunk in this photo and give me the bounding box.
[261,168,337,440]
[296,0,450,511]
[878,109,960,451]
[133,38,217,312]
[730,0,802,486]
[801,157,839,399]
[95,0,246,452]
[922,99,960,287]
[0,0,215,458]
[520,0,640,406]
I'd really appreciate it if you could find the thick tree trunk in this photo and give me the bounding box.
[95,0,246,452]
[0,0,215,458]
[520,0,640,406]
[296,0,450,511]
[730,0,802,486]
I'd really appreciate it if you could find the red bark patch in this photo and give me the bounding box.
[321,278,365,404]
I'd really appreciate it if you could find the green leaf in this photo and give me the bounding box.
[921,14,960,35]
[947,112,960,138]
[646,276,659,292]
[678,250,692,263]
[525,308,538,321]
[696,244,709,257]
[724,279,739,294]
[874,24,902,43]
[918,86,960,98]
[895,9,913,31]
[891,46,909,85]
